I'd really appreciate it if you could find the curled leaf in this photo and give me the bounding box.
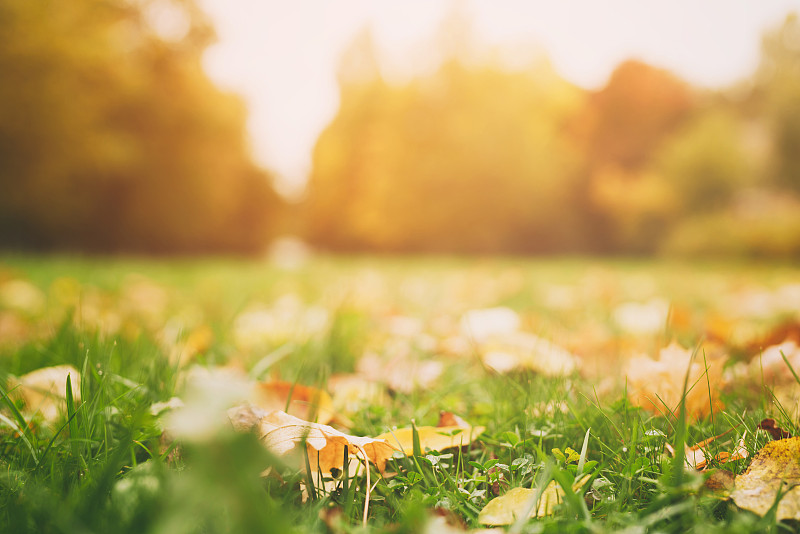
[258,411,396,474]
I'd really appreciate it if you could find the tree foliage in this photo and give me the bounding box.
[0,0,281,254]
[306,30,585,254]
[305,13,800,257]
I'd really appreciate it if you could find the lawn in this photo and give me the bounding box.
[1,254,799,533]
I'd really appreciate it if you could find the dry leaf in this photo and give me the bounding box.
[438,411,470,428]
[7,365,81,423]
[625,343,725,420]
[704,469,736,494]
[731,436,800,520]
[667,430,748,470]
[758,418,791,440]
[478,476,591,525]
[258,411,396,474]
[250,380,337,425]
[375,423,485,456]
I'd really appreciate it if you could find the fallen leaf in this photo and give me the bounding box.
[227,403,270,433]
[7,365,81,423]
[0,279,46,315]
[704,469,735,494]
[375,421,485,456]
[480,332,578,376]
[258,411,396,474]
[438,411,470,428]
[625,343,725,420]
[250,380,337,425]
[758,418,791,440]
[730,436,800,520]
[460,307,520,343]
[478,476,591,525]
[666,430,748,470]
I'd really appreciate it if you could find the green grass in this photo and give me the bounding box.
[1,254,799,533]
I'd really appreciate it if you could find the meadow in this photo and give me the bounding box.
[1,254,800,533]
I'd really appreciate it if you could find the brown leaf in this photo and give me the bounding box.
[758,418,791,440]
[437,411,470,428]
[731,437,800,520]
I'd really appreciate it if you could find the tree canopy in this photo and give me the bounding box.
[0,0,281,254]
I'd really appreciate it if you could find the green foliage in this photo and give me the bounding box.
[657,109,754,214]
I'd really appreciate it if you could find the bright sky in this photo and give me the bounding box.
[197,0,800,194]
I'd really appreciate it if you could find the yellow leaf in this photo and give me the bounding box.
[375,424,485,455]
[731,437,800,520]
[478,476,590,525]
[258,411,396,474]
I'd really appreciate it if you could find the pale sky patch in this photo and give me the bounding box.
[197,0,800,193]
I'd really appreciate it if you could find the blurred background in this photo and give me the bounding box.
[3,0,800,257]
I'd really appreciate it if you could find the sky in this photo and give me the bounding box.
[195,0,800,195]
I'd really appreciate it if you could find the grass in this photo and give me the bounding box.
[1,254,799,533]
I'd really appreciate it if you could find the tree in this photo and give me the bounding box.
[0,0,281,253]
[754,13,800,192]
[305,27,585,253]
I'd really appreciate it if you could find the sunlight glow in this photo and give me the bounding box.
[198,0,800,192]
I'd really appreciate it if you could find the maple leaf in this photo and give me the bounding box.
[730,436,800,520]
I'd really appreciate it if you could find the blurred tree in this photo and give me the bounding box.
[571,60,695,252]
[754,12,800,192]
[305,23,585,253]
[577,60,694,170]
[655,109,753,214]
[0,0,281,254]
